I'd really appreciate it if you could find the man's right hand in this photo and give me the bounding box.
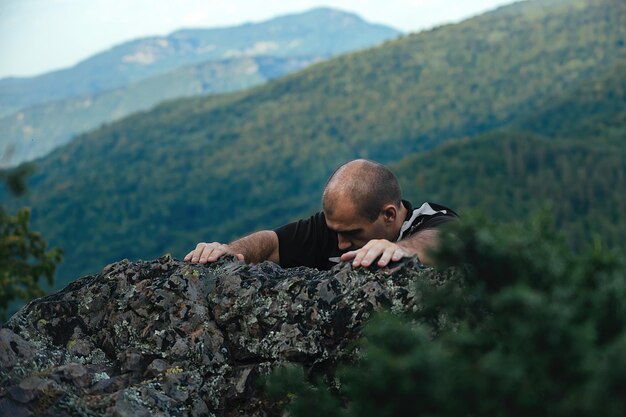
[184,242,244,264]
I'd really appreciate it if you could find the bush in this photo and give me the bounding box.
[0,165,62,321]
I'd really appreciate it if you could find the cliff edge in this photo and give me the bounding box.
[0,256,439,416]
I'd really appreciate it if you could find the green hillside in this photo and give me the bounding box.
[395,62,626,251]
[6,0,626,288]
[517,61,626,143]
[0,55,320,167]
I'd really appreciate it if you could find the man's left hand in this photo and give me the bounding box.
[340,239,412,268]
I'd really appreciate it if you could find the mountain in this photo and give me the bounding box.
[5,0,625,289]
[0,55,320,167]
[0,8,399,167]
[0,8,400,118]
[394,62,626,252]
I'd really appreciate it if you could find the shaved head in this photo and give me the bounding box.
[322,159,402,221]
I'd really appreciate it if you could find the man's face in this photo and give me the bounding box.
[324,199,392,252]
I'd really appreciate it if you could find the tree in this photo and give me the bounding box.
[0,164,62,321]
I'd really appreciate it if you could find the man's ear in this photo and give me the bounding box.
[381,204,397,224]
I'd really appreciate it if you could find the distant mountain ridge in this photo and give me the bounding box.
[4,0,625,289]
[0,55,321,167]
[0,7,400,167]
[0,8,399,116]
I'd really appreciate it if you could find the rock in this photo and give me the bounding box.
[0,328,33,367]
[0,255,443,416]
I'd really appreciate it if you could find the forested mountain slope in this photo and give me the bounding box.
[6,0,625,288]
[0,55,319,167]
[395,62,626,251]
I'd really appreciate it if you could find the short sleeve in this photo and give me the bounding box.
[274,212,339,269]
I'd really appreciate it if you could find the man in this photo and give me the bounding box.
[185,159,457,269]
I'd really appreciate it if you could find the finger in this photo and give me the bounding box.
[349,248,366,267]
[199,243,219,263]
[184,250,194,262]
[348,241,374,267]
[391,248,407,262]
[379,246,408,266]
[207,246,225,262]
[349,245,371,267]
[340,251,358,262]
[236,253,245,261]
[191,243,207,263]
[377,248,395,267]
[353,248,374,267]
[359,242,388,267]
[185,242,206,263]
[359,248,382,267]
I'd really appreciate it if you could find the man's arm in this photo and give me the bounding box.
[396,228,439,265]
[184,230,280,264]
[340,229,441,268]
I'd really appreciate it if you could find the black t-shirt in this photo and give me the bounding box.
[274,200,457,270]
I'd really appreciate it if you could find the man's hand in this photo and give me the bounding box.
[184,242,244,264]
[340,239,411,268]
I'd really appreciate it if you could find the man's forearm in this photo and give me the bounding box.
[397,229,440,265]
[228,230,280,264]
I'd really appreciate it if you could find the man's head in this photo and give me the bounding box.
[322,159,404,251]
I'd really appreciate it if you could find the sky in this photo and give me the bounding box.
[0,0,518,79]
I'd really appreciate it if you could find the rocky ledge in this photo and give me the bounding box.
[0,256,443,417]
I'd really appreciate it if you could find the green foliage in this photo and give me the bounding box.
[264,365,345,417]
[394,61,626,253]
[0,163,35,196]
[0,167,62,321]
[267,212,626,416]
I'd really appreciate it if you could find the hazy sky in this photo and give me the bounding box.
[0,0,518,79]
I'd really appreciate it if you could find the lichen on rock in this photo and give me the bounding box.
[0,255,444,416]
